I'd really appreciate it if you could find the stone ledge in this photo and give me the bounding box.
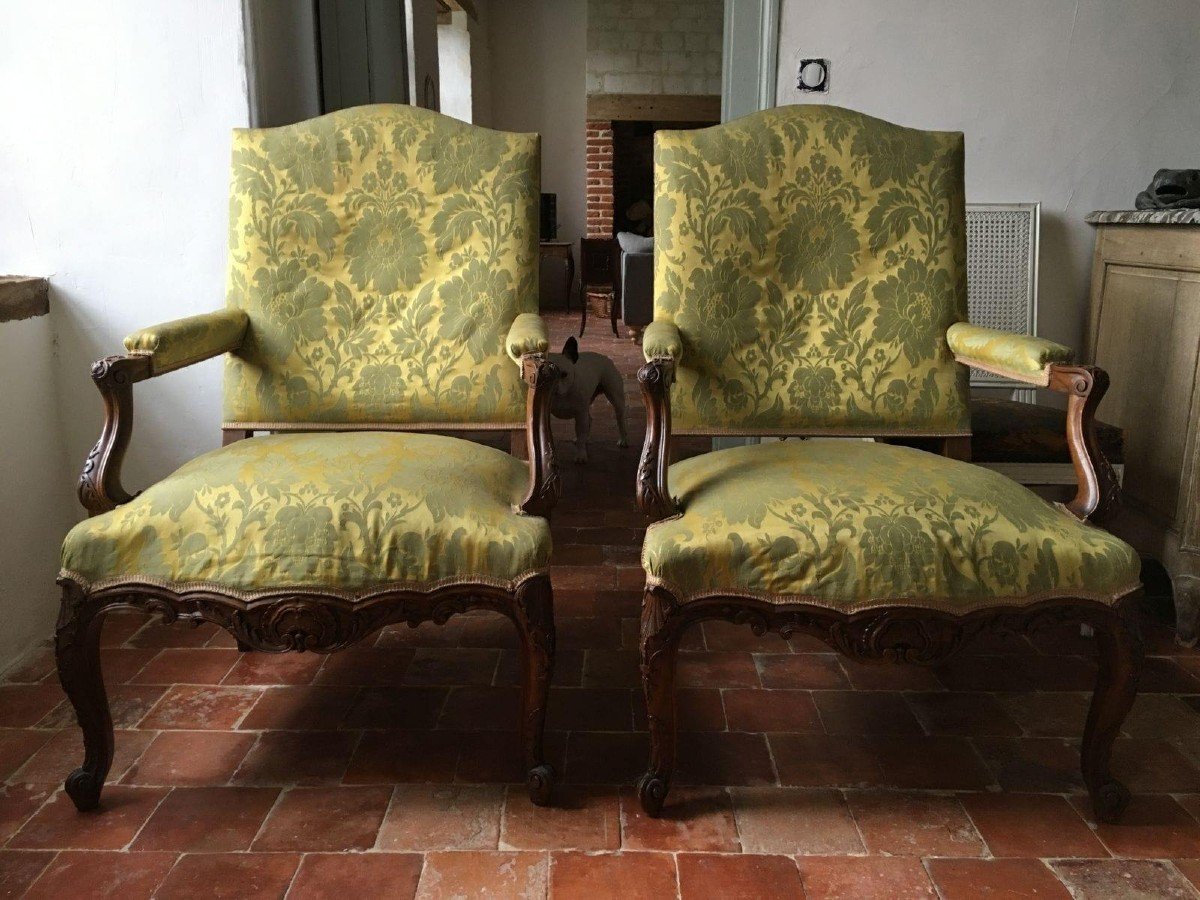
[0,276,49,323]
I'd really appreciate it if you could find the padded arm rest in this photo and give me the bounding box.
[947,322,1073,387]
[124,309,249,376]
[642,321,683,363]
[506,313,550,363]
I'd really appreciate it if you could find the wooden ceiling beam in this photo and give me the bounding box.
[586,93,721,123]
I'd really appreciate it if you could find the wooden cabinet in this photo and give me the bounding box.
[538,241,575,311]
[1086,210,1200,644]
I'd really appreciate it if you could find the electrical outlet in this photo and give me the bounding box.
[797,59,830,92]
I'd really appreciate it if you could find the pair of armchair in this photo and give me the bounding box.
[57,105,561,810]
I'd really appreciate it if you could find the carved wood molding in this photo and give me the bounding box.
[78,354,152,516]
[519,353,562,518]
[1048,363,1122,522]
[637,359,678,521]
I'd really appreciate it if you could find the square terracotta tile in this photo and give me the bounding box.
[495,648,584,688]
[703,619,794,653]
[770,734,885,787]
[10,785,168,849]
[131,786,279,851]
[563,730,648,785]
[838,658,944,691]
[1074,794,1200,858]
[38,684,167,730]
[813,691,924,735]
[0,727,54,780]
[731,787,863,855]
[23,850,176,900]
[403,648,500,686]
[677,651,761,689]
[455,729,567,786]
[377,784,504,850]
[582,650,642,688]
[253,785,392,851]
[546,687,634,731]
[905,691,1022,737]
[1051,859,1198,899]
[1110,738,1200,792]
[845,790,984,857]
[0,685,65,727]
[97,647,161,684]
[1174,859,1200,892]
[122,731,256,786]
[375,619,466,649]
[416,850,546,899]
[796,857,936,899]
[620,785,739,852]
[313,647,415,685]
[233,730,359,786]
[673,688,728,731]
[138,685,261,730]
[342,686,447,729]
[959,792,1107,858]
[343,730,460,784]
[1,647,55,684]
[926,858,1071,900]
[675,732,776,786]
[438,685,522,731]
[551,851,677,899]
[129,620,223,649]
[972,737,1084,793]
[238,685,360,731]
[558,616,624,650]
[501,785,620,851]
[996,692,1090,738]
[0,850,55,898]
[14,727,154,785]
[98,611,151,648]
[456,611,522,648]
[292,852,424,897]
[154,852,301,899]
[872,736,993,790]
[754,654,846,689]
[0,783,52,843]
[221,651,325,685]
[130,649,240,685]
[722,689,820,733]
[676,852,802,899]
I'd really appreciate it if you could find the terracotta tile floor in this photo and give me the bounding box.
[3,311,1200,897]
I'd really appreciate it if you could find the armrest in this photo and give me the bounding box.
[505,313,550,364]
[517,353,563,518]
[642,320,683,363]
[946,322,1072,387]
[637,358,678,521]
[124,309,249,376]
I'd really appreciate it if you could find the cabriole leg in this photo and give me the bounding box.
[637,590,683,817]
[55,582,114,811]
[1081,602,1143,823]
[513,576,556,805]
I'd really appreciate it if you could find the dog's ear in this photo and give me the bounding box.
[563,337,579,363]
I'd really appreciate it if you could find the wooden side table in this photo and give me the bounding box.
[1085,209,1200,644]
[539,241,575,317]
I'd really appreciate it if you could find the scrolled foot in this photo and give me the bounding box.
[65,767,104,812]
[526,764,555,806]
[1090,778,1131,824]
[637,772,668,817]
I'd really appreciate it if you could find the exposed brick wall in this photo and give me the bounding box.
[585,120,614,239]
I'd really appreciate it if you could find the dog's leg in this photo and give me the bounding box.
[603,370,629,447]
[574,408,591,463]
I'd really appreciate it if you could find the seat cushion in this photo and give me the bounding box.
[643,440,1140,611]
[61,433,549,597]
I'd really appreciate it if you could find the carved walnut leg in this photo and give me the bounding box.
[513,575,556,805]
[55,582,114,811]
[1081,601,1143,823]
[637,589,683,817]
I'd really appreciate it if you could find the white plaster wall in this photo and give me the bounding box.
[438,11,474,122]
[489,0,588,248]
[775,0,1200,352]
[0,1,250,666]
[587,0,723,95]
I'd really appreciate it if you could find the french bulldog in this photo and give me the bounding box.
[548,337,629,463]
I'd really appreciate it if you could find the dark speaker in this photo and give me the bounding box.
[540,193,557,241]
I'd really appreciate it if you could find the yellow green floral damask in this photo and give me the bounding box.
[223,105,540,427]
[947,322,1074,385]
[643,441,1140,610]
[653,105,970,433]
[62,433,550,595]
[125,310,249,375]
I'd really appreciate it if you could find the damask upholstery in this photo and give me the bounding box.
[653,105,969,435]
[643,440,1140,610]
[223,104,540,428]
[642,321,683,363]
[506,312,550,362]
[61,432,549,596]
[124,310,249,376]
[947,322,1074,386]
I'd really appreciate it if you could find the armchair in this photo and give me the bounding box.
[635,106,1141,823]
[57,105,561,811]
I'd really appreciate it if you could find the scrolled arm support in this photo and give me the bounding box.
[638,358,678,521]
[519,353,562,517]
[78,354,153,516]
[1048,364,1121,522]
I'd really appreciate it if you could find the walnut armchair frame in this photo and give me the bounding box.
[635,346,1139,824]
[58,326,563,813]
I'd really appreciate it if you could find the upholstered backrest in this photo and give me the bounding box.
[654,105,969,434]
[223,105,539,427]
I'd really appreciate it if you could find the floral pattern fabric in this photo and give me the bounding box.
[947,322,1074,386]
[643,440,1140,610]
[653,105,970,434]
[124,310,249,376]
[222,105,540,426]
[61,433,550,596]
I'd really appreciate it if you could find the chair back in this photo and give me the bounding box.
[654,105,969,435]
[223,105,539,428]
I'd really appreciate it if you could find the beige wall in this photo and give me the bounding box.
[587,0,723,95]
[775,0,1200,354]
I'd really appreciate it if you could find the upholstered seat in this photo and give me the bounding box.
[62,432,549,596]
[643,440,1139,610]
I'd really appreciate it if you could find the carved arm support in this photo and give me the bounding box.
[79,310,249,516]
[638,357,678,521]
[946,322,1120,522]
[518,353,562,517]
